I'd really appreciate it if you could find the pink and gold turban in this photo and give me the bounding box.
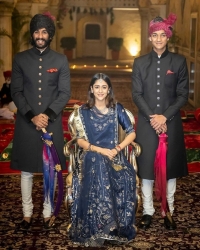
[149,13,177,38]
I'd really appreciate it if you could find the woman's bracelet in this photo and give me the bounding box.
[91,145,98,153]
[92,145,102,154]
[115,145,121,152]
[87,143,91,151]
[114,148,118,154]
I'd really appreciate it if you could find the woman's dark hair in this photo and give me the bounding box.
[85,73,116,108]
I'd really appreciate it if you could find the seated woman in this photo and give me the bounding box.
[69,73,137,247]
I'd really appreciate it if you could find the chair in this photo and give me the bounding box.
[63,105,141,221]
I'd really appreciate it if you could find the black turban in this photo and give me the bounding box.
[30,14,55,38]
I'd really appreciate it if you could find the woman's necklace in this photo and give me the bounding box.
[95,106,108,114]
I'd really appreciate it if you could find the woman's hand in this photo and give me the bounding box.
[100,148,117,160]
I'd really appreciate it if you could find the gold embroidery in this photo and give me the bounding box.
[112,163,123,171]
[73,106,87,139]
[55,164,61,172]
[2,153,8,159]
[42,138,53,147]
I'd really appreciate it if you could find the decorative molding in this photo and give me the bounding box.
[150,0,166,4]
[65,0,138,8]
[18,0,49,2]
[15,2,32,14]
[49,0,60,6]
[149,7,160,19]
[0,1,14,15]
[139,8,149,18]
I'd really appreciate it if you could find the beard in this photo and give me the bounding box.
[31,37,51,49]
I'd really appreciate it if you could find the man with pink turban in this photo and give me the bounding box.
[132,13,189,230]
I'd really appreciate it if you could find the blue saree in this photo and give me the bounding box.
[69,103,137,247]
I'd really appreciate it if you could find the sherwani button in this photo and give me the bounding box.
[157,75,160,78]
[157,68,160,71]
[38,88,41,90]
[157,104,160,107]
[39,73,42,76]
[38,95,42,98]
[38,80,41,83]
[38,102,41,105]
[157,97,160,100]
[39,58,42,61]
[157,82,160,85]
[157,89,160,92]
[39,66,42,69]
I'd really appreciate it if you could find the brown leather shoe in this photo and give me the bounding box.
[138,214,152,229]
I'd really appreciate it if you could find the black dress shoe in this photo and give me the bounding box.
[19,219,32,231]
[164,214,177,230]
[43,218,56,231]
[138,214,152,229]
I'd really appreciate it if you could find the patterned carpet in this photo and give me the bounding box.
[0,173,200,249]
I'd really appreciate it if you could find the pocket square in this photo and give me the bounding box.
[47,68,58,73]
[166,70,174,75]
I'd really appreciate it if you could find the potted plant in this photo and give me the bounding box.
[60,37,76,60]
[107,37,123,60]
[168,30,181,53]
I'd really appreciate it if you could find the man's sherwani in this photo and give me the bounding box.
[132,49,189,180]
[11,47,70,172]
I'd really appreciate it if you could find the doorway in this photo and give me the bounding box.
[82,22,105,57]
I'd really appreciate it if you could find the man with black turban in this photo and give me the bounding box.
[132,13,189,230]
[10,12,71,231]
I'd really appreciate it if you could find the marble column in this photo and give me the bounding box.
[0,2,14,87]
[15,2,32,52]
[139,8,150,56]
[49,0,60,52]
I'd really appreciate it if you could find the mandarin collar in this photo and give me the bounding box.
[32,46,50,56]
[151,48,169,59]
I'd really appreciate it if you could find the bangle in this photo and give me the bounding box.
[114,148,118,154]
[87,143,91,151]
[116,145,121,152]
[115,147,120,153]
[91,145,99,154]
